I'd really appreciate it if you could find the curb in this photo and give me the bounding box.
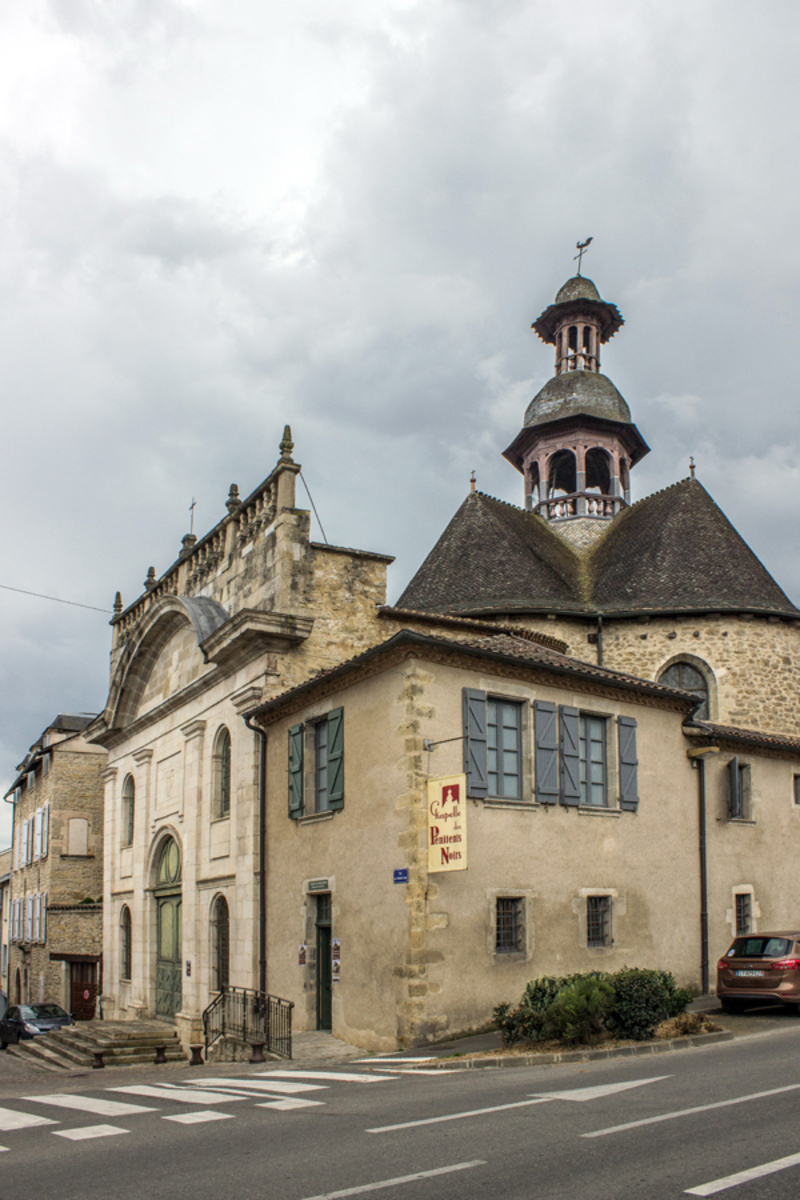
[396,1030,734,1070]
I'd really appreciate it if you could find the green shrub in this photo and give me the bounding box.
[541,977,614,1046]
[606,968,692,1041]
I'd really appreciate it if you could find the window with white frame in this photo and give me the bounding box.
[579,715,608,807]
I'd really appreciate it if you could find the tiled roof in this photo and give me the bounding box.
[396,480,798,619]
[687,720,800,755]
[246,627,694,724]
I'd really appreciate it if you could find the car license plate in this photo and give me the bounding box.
[735,969,764,977]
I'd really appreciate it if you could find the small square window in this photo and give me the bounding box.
[495,897,524,953]
[587,895,612,948]
[735,893,752,937]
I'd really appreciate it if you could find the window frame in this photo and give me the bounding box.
[728,757,752,821]
[587,895,612,948]
[486,697,523,801]
[212,727,232,821]
[121,774,135,847]
[735,892,752,937]
[120,905,132,981]
[579,713,609,808]
[495,897,525,954]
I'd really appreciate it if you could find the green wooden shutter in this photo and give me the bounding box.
[618,716,639,811]
[727,756,741,819]
[559,706,580,806]
[327,707,344,810]
[534,700,559,804]
[288,724,304,819]
[462,688,488,798]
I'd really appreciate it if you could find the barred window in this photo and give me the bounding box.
[495,898,524,954]
[735,893,752,937]
[587,895,612,948]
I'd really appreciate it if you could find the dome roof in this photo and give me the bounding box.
[524,370,632,429]
[555,275,602,304]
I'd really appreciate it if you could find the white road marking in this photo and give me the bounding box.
[583,1083,800,1139]
[163,1111,236,1125]
[685,1150,800,1195]
[297,1159,486,1199]
[109,1085,243,1105]
[254,1070,394,1083]
[256,1097,325,1111]
[0,1146,7,1152]
[372,1069,462,1076]
[25,1094,157,1117]
[368,1098,549,1132]
[353,1058,435,1064]
[189,1077,327,1094]
[53,1124,128,1141]
[532,1076,670,1103]
[0,1107,57,1132]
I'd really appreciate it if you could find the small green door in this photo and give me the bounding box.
[316,894,332,1031]
[155,838,182,1021]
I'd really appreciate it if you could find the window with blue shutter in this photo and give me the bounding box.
[462,689,488,798]
[534,701,559,804]
[618,717,639,811]
[288,724,304,819]
[559,706,580,806]
[40,892,47,944]
[579,715,608,807]
[42,803,49,858]
[487,699,522,798]
[327,707,344,811]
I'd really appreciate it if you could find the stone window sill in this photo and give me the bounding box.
[577,807,621,818]
[727,818,756,825]
[297,810,334,824]
[60,853,96,859]
[210,815,231,826]
[482,799,537,812]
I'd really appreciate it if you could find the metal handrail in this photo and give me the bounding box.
[202,986,293,1060]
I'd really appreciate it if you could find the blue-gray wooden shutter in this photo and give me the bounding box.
[727,756,740,819]
[327,707,344,810]
[534,700,559,804]
[617,716,639,811]
[559,706,580,806]
[462,688,488,798]
[288,724,304,819]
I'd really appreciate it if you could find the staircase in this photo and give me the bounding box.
[8,1020,185,1072]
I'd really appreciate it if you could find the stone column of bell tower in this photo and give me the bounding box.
[503,274,649,548]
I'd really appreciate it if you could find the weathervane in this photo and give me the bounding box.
[574,237,593,275]
[689,457,696,480]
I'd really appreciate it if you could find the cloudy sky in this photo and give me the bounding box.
[1,0,799,846]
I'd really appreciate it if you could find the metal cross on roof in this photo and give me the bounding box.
[573,237,593,275]
[189,496,197,534]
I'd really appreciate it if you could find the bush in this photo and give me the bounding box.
[541,977,614,1046]
[606,968,693,1041]
[494,967,692,1047]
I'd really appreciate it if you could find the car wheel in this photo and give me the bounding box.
[0,1040,7,1050]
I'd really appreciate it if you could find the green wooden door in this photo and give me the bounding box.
[316,894,332,1031]
[155,838,182,1021]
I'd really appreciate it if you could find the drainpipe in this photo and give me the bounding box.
[596,614,604,667]
[244,717,267,996]
[687,745,720,995]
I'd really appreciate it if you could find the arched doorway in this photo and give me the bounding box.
[154,837,182,1020]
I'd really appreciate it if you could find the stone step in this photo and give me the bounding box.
[53,1029,182,1052]
[7,1020,187,1071]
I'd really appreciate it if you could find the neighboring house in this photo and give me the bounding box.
[0,847,10,999]
[4,716,105,1015]
[245,625,800,1050]
[88,430,394,1046]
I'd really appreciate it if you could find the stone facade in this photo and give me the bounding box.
[90,431,395,1045]
[249,630,800,1049]
[0,848,10,999]
[5,718,105,1013]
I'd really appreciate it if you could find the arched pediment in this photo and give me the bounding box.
[103,595,229,730]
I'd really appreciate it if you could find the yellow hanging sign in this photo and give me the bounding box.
[427,774,468,873]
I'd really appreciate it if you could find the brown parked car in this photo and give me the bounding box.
[717,931,800,1012]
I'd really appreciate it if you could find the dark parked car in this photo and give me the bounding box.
[0,1003,74,1046]
[717,931,800,1012]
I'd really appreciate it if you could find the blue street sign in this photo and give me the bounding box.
[393,868,409,884]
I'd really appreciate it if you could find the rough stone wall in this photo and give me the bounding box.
[550,516,613,551]
[602,614,800,734]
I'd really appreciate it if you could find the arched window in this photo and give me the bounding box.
[120,906,132,981]
[122,774,135,847]
[658,661,711,720]
[212,727,232,819]
[585,448,611,494]
[547,450,577,497]
[211,895,230,992]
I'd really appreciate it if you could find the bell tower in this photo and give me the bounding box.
[503,272,649,546]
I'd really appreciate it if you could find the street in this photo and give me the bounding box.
[2,1022,800,1199]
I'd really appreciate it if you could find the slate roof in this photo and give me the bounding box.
[532,275,624,344]
[396,479,798,619]
[523,371,632,429]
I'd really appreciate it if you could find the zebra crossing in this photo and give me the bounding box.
[0,1069,398,1152]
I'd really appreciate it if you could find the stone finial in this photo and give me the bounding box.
[470,471,476,493]
[180,533,198,559]
[280,424,294,462]
[144,567,157,590]
[226,484,242,514]
[113,591,123,616]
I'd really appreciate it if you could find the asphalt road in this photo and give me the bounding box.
[3,1022,800,1200]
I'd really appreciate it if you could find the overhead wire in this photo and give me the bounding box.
[0,582,111,613]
